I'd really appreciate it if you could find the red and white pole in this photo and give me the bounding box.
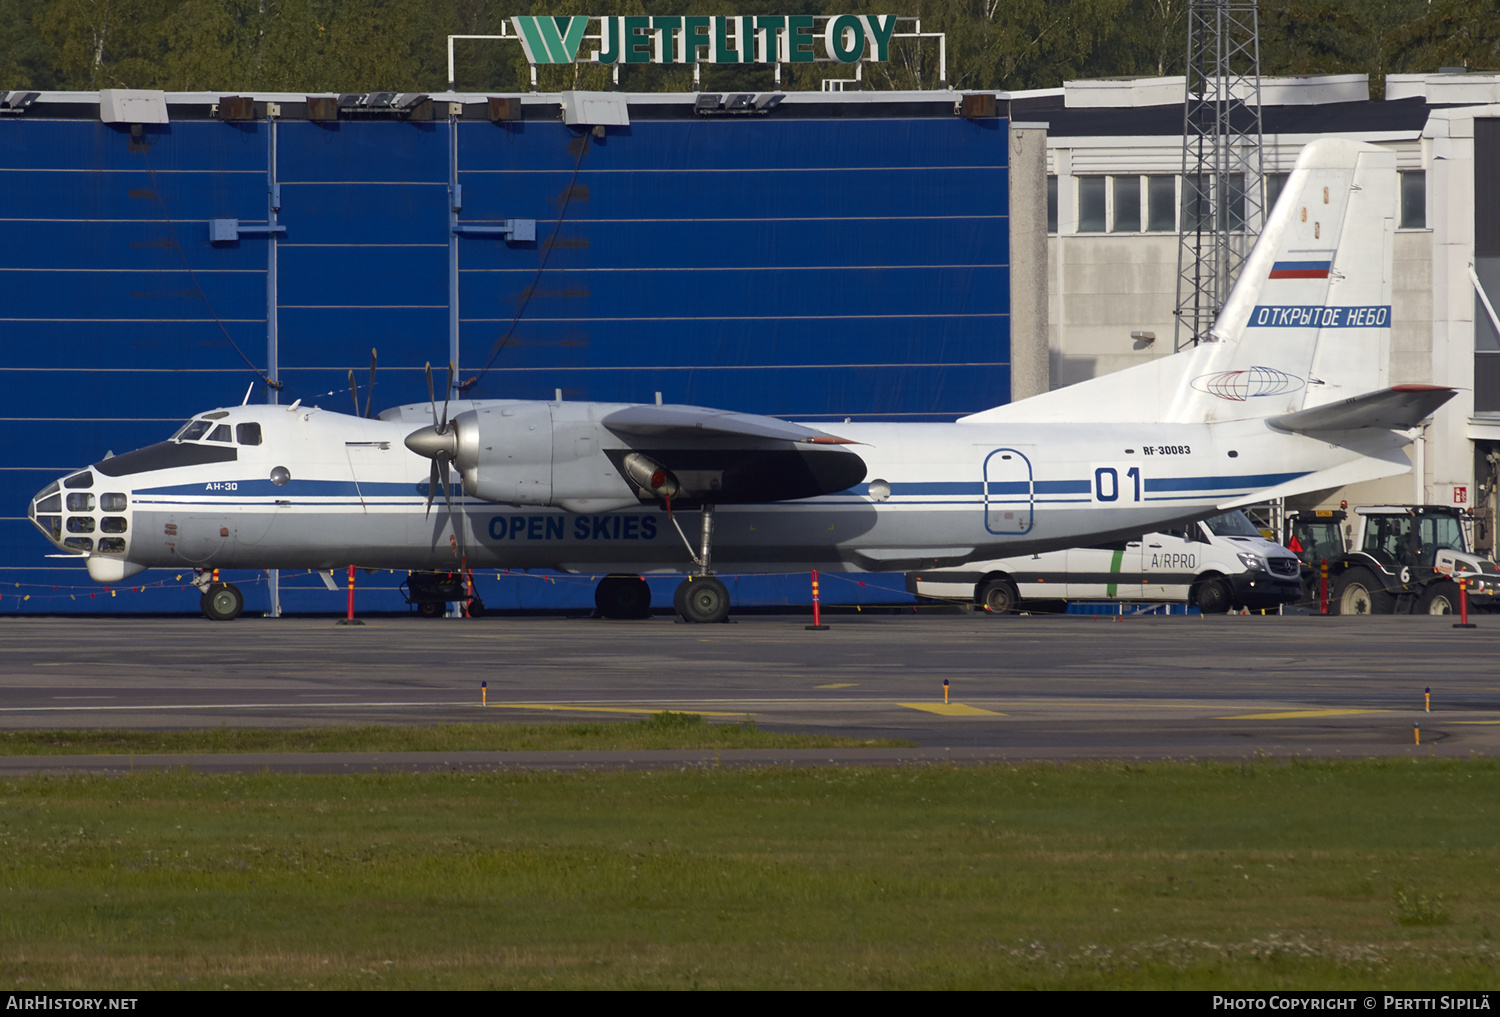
[1455,578,1476,628]
[806,570,829,630]
[337,564,365,626]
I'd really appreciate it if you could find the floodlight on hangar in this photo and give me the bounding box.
[99,89,169,125]
[725,93,755,111]
[754,94,784,112]
[0,91,39,115]
[694,93,722,114]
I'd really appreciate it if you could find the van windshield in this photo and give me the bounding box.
[1203,511,1261,538]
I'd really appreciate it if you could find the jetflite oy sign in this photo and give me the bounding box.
[512,15,901,66]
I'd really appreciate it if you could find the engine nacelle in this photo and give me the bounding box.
[408,399,868,510]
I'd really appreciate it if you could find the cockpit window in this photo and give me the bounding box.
[208,424,232,443]
[236,422,262,446]
[175,420,212,442]
[63,471,93,489]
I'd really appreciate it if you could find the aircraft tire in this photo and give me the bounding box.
[202,582,244,621]
[979,579,1019,614]
[1331,567,1394,616]
[674,576,729,624]
[595,574,651,620]
[1192,576,1232,615]
[1417,580,1460,615]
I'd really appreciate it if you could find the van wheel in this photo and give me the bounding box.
[1192,577,1232,614]
[979,579,1018,614]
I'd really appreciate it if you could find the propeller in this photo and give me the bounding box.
[347,348,378,418]
[412,361,459,516]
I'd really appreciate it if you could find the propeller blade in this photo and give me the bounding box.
[439,360,454,434]
[425,361,438,428]
[363,348,377,418]
[425,458,440,518]
[438,453,467,565]
[348,368,360,418]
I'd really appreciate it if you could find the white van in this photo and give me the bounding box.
[906,511,1303,614]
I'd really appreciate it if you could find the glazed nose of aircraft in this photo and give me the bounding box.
[29,470,133,556]
[28,479,64,547]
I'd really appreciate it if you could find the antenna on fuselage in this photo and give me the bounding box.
[241,383,254,406]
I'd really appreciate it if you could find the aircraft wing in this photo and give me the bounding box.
[1266,385,1455,434]
[601,405,853,444]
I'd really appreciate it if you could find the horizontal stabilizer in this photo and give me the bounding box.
[1218,445,1413,510]
[1267,385,1455,434]
[603,404,852,444]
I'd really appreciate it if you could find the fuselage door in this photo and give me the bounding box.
[983,448,1033,535]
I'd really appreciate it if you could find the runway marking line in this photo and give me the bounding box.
[900,703,1006,717]
[1453,720,1500,725]
[1217,709,1389,720]
[815,683,859,689]
[487,704,746,717]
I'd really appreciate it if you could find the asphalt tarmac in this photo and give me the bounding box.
[2,611,1497,772]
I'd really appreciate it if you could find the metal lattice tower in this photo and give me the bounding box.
[1174,0,1265,351]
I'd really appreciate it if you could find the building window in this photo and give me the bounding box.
[1111,176,1141,233]
[1146,176,1176,232]
[1181,174,1209,233]
[1077,176,1107,232]
[1047,175,1058,233]
[1265,172,1290,213]
[1400,170,1426,229]
[1222,173,1247,232]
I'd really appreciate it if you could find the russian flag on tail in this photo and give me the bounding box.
[1270,253,1334,280]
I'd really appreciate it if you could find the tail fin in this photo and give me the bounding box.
[961,138,1398,426]
[1168,138,1396,423]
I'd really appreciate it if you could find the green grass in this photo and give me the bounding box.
[1,758,1498,989]
[0,713,913,755]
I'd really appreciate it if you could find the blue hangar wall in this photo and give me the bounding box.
[0,92,1012,614]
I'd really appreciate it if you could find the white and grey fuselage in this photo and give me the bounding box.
[28,398,1393,584]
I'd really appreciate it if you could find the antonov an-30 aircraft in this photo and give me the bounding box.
[29,138,1454,622]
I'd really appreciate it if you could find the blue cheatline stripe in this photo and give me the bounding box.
[135,479,426,497]
[1144,471,1305,493]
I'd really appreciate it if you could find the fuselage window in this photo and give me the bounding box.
[66,517,96,533]
[100,492,128,511]
[236,422,262,446]
[63,537,92,552]
[101,517,128,534]
[65,492,94,512]
[97,537,126,554]
[175,420,212,442]
[208,424,232,443]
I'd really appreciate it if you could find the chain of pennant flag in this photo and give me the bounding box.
[7,567,893,609]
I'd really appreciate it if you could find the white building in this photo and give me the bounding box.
[1010,71,1500,550]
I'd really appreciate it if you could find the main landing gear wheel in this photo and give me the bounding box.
[979,579,1018,614]
[201,582,244,621]
[674,576,730,624]
[1332,566,1394,616]
[594,574,652,619]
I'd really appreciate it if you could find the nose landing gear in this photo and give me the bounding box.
[192,570,244,621]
